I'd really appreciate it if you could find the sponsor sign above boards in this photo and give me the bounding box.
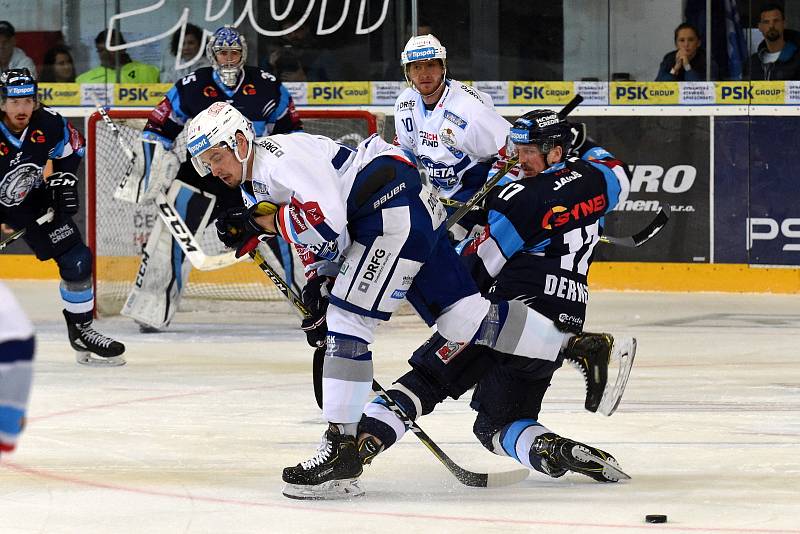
[37,81,800,107]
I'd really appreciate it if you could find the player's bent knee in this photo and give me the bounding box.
[55,243,92,281]
[435,292,490,342]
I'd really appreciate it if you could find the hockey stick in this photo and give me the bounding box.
[0,209,54,251]
[154,190,245,271]
[599,204,671,248]
[446,94,584,231]
[249,251,529,487]
[91,101,141,204]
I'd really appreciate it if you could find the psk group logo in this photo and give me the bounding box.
[611,82,679,104]
[115,84,171,106]
[38,83,81,105]
[716,81,784,104]
[307,82,370,104]
[509,82,573,104]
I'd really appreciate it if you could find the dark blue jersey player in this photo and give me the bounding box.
[357,110,637,483]
[0,68,125,366]
[122,26,304,332]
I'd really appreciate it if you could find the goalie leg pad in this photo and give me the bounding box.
[137,139,181,203]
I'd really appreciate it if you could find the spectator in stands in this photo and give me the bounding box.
[0,21,36,77]
[39,45,76,82]
[747,3,800,80]
[76,29,159,84]
[262,18,339,81]
[269,46,307,82]
[656,22,718,81]
[160,23,210,82]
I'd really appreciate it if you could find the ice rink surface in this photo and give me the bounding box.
[1,280,798,534]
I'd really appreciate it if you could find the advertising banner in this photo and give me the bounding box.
[581,116,710,262]
[508,81,575,105]
[306,81,370,105]
[715,116,800,266]
[610,82,680,105]
[38,83,81,106]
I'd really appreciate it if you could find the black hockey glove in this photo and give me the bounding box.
[301,275,333,348]
[46,172,79,216]
[215,201,278,258]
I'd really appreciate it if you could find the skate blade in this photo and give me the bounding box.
[75,351,126,367]
[282,478,365,500]
[573,448,631,482]
[597,337,637,416]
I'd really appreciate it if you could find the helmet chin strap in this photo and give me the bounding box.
[235,139,252,181]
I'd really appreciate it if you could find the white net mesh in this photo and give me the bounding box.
[89,109,379,316]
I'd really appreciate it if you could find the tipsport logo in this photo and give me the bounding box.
[406,47,436,61]
[187,134,211,156]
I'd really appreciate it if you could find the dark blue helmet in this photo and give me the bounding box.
[0,68,37,100]
[508,109,572,158]
[206,25,247,87]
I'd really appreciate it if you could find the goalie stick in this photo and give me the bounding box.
[0,209,54,251]
[91,101,141,204]
[446,94,584,231]
[247,251,529,488]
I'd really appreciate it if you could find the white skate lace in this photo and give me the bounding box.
[300,437,333,470]
[78,324,114,348]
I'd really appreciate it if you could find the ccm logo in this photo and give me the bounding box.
[747,217,800,251]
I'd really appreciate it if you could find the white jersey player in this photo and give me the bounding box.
[187,102,537,500]
[394,34,513,239]
[0,282,35,456]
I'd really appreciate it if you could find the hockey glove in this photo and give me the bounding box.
[46,172,79,216]
[215,201,278,258]
[301,275,333,348]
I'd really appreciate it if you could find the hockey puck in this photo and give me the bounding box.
[645,514,667,523]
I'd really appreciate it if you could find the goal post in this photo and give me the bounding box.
[86,109,381,316]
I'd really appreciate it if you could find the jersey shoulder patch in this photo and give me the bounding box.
[443,110,467,130]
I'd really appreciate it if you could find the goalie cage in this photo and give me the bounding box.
[87,109,383,317]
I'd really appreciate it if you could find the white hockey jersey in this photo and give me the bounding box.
[394,80,511,199]
[245,132,409,251]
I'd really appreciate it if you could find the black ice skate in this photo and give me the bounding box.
[282,424,364,500]
[532,432,630,482]
[357,434,385,465]
[64,310,126,367]
[563,332,637,416]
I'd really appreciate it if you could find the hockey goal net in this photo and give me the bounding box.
[87,109,381,316]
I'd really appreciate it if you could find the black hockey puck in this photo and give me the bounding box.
[645,514,667,523]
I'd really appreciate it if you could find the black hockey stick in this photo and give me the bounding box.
[249,250,529,487]
[0,209,54,251]
[446,94,584,231]
[599,204,671,248]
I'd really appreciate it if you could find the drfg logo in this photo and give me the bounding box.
[747,217,800,251]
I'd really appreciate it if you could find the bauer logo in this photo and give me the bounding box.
[611,82,679,104]
[187,135,211,156]
[307,82,369,104]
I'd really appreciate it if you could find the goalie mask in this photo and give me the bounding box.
[400,34,447,96]
[206,25,247,88]
[0,68,37,101]
[506,109,573,162]
[187,102,254,178]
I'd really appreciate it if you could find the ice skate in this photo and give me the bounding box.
[532,432,629,482]
[64,310,126,367]
[282,424,364,500]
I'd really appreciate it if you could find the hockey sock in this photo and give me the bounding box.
[322,332,374,425]
[494,419,552,472]
[60,278,94,324]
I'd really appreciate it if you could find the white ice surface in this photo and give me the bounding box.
[1,280,799,534]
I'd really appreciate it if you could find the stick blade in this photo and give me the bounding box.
[486,468,530,488]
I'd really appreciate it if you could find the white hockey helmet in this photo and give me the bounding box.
[400,34,447,94]
[206,25,247,88]
[187,101,254,177]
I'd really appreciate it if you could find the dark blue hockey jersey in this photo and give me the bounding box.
[0,107,84,212]
[142,66,302,148]
[461,147,627,332]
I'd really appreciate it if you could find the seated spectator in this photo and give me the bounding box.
[747,3,800,80]
[0,21,36,76]
[656,22,718,81]
[76,29,159,84]
[159,23,210,82]
[261,18,339,81]
[270,46,307,82]
[39,45,76,82]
